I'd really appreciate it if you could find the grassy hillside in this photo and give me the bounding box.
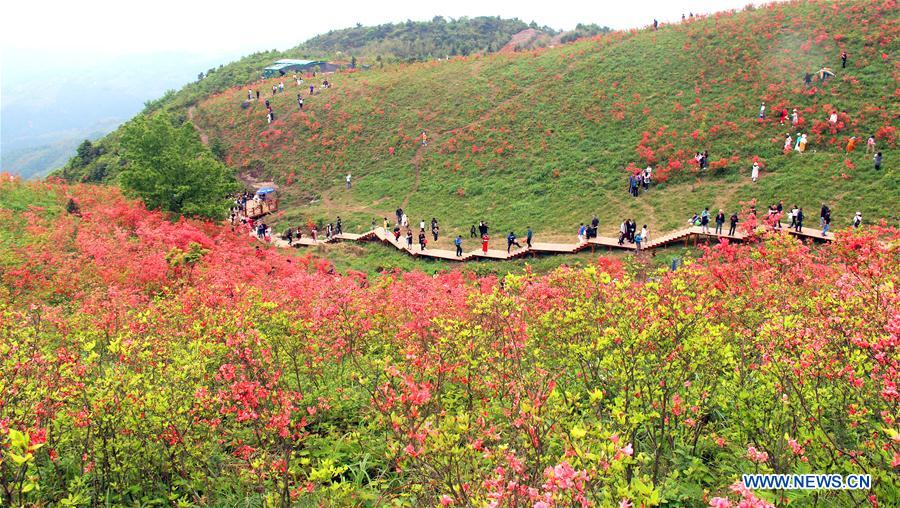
[188,0,896,247]
[1,177,897,506]
[300,16,536,61]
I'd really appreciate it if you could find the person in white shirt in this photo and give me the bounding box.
[346,173,352,189]
[751,162,760,182]
[829,111,838,124]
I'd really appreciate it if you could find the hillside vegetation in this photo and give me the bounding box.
[1,177,897,506]
[180,0,896,246]
[300,16,537,61]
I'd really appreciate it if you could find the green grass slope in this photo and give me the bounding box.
[192,0,896,247]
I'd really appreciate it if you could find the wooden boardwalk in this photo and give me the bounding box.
[258,224,834,262]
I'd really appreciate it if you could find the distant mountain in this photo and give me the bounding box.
[296,16,546,61]
[1,49,240,178]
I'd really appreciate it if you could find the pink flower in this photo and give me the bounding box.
[619,499,633,508]
[440,494,454,506]
[709,497,732,508]
[534,502,551,508]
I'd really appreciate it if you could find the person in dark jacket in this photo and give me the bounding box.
[715,210,726,235]
[526,227,533,248]
[507,232,522,253]
[874,152,882,170]
[795,208,804,232]
[728,213,739,236]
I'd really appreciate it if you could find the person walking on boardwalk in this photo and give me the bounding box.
[618,220,627,245]
[577,223,587,243]
[788,205,799,229]
[481,234,489,254]
[776,201,784,229]
[401,213,409,228]
[715,209,725,235]
[336,217,343,235]
[820,203,830,229]
[418,231,427,250]
[507,231,522,253]
[591,216,600,237]
[470,224,477,238]
[628,219,637,243]
[822,208,832,237]
[795,207,804,232]
[454,235,463,256]
[640,224,649,244]
[406,229,413,248]
[393,225,401,241]
[852,212,862,229]
[635,229,643,251]
[728,212,739,236]
[311,225,318,241]
[700,207,711,234]
[526,227,533,248]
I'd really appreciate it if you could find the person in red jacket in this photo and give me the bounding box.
[481,234,489,254]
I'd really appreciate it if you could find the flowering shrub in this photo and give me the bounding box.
[0,179,897,506]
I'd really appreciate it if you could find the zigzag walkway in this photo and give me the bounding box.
[260,224,833,262]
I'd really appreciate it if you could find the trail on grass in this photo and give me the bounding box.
[402,144,426,210]
[187,106,210,146]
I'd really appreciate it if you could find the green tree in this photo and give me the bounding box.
[118,113,236,219]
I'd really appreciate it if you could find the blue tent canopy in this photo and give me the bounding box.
[256,187,276,195]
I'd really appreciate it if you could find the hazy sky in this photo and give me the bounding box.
[1,0,761,55]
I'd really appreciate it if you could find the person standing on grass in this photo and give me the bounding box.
[728,212,739,236]
[256,90,260,100]
[396,208,403,225]
[841,50,848,68]
[874,152,882,170]
[297,95,303,110]
[310,85,315,95]
[866,135,876,153]
[432,223,439,242]
[507,231,522,253]
[421,131,428,146]
[751,161,760,182]
[784,133,793,153]
[419,219,426,232]
[455,235,463,256]
[791,108,799,126]
[526,227,533,248]
[795,208,804,232]
[383,217,389,229]
[470,224,477,238]
[759,102,766,119]
[481,233,489,254]
[715,209,725,234]
[797,133,808,153]
[780,107,788,125]
[248,89,253,101]
[700,207,710,234]
[653,19,658,30]
[846,136,857,153]
[852,212,862,229]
